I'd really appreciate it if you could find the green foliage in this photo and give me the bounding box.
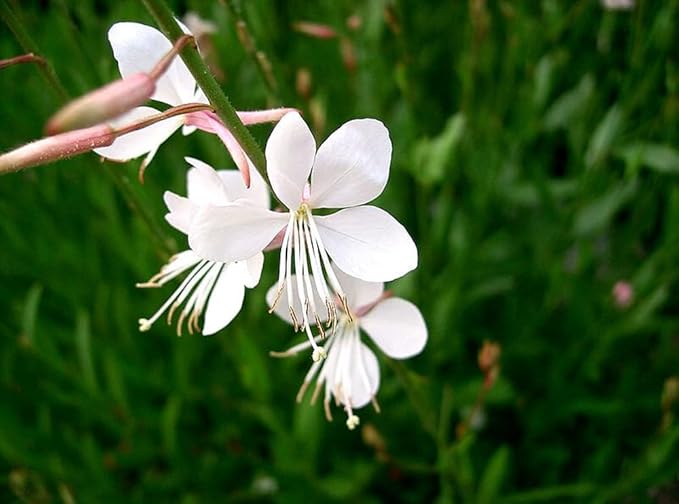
[1,0,678,502]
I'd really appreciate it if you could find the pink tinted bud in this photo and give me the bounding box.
[296,68,312,99]
[237,108,299,125]
[46,73,155,135]
[292,21,337,39]
[346,15,362,31]
[612,281,633,308]
[340,38,357,72]
[0,124,115,174]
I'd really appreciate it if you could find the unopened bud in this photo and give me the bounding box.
[296,68,312,99]
[340,38,357,72]
[237,108,299,125]
[612,281,633,308]
[292,21,337,39]
[346,15,362,31]
[46,73,155,135]
[478,340,501,373]
[0,124,115,175]
[45,34,193,135]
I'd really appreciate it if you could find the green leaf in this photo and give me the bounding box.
[544,74,594,131]
[412,113,466,185]
[585,104,624,167]
[615,142,679,174]
[21,284,43,347]
[573,178,637,235]
[477,445,510,504]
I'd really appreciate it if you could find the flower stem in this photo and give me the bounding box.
[142,0,269,186]
[0,0,69,101]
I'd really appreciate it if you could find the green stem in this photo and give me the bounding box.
[0,0,69,101]
[142,0,269,187]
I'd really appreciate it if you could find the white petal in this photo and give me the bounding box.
[239,253,264,289]
[359,298,427,359]
[164,192,194,234]
[182,124,197,135]
[332,266,384,312]
[265,112,316,209]
[94,106,181,160]
[189,205,287,263]
[107,22,194,105]
[184,158,230,205]
[202,263,245,335]
[265,276,329,325]
[348,341,380,408]
[216,164,270,209]
[310,119,391,209]
[314,206,417,282]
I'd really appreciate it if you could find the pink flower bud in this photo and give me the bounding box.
[0,124,115,174]
[292,21,337,39]
[612,281,634,308]
[45,73,156,135]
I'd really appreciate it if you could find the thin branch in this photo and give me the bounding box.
[0,0,68,101]
[142,0,269,187]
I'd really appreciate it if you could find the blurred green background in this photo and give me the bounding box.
[1,0,678,502]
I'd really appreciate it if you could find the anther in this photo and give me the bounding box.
[289,307,300,331]
[267,284,284,313]
[138,318,152,332]
[315,314,326,338]
[312,348,327,362]
[346,414,360,430]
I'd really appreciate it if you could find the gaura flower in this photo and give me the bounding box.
[93,22,292,180]
[189,112,418,359]
[268,268,427,429]
[137,157,269,335]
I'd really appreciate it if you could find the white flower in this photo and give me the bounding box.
[93,22,290,178]
[189,112,418,357]
[137,157,269,335]
[267,268,427,429]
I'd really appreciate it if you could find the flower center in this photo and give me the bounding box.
[269,203,351,361]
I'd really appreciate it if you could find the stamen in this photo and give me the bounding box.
[270,214,295,313]
[284,216,295,326]
[136,251,201,288]
[166,261,213,327]
[137,259,208,331]
[323,399,333,421]
[311,382,323,405]
[267,284,284,314]
[296,381,311,403]
[289,306,300,331]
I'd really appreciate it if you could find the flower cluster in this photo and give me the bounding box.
[4,19,429,429]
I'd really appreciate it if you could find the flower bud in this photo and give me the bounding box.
[612,280,634,308]
[0,124,115,174]
[45,73,155,135]
[292,21,337,39]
